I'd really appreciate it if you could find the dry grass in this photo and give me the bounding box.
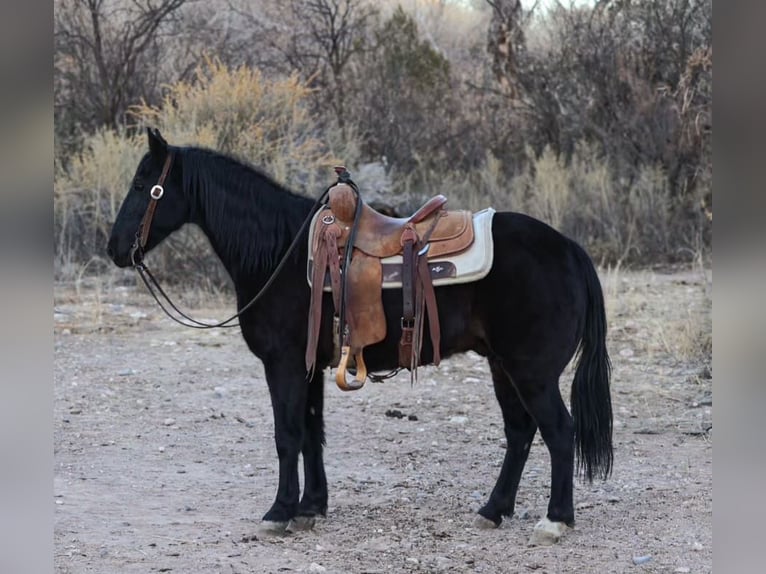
[603,263,711,369]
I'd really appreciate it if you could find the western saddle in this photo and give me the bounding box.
[306,168,474,391]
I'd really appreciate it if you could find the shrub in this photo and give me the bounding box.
[399,141,707,266]
[54,58,359,284]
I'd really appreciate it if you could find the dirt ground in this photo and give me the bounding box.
[54,268,712,574]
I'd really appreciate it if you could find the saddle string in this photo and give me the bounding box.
[131,177,338,330]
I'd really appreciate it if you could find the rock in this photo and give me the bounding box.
[286,515,316,532]
[619,348,634,358]
[691,393,712,407]
[473,515,498,529]
[308,563,326,573]
[163,418,176,426]
[408,414,418,421]
[385,409,405,419]
[449,416,468,424]
[674,568,691,573]
[255,520,288,537]
[632,556,652,565]
[528,518,569,546]
[517,508,531,519]
[692,541,704,551]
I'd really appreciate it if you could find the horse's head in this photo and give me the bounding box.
[107,128,189,267]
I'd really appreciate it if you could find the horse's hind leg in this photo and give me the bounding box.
[513,374,575,546]
[476,358,537,528]
[290,369,328,531]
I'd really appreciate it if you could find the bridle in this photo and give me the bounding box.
[130,152,175,267]
[128,150,342,329]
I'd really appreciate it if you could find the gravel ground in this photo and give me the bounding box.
[54,268,712,573]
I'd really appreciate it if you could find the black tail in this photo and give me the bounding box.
[571,244,613,482]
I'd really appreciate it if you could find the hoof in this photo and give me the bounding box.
[474,514,500,530]
[528,517,570,546]
[256,520,289,537]
[285,515,317,533]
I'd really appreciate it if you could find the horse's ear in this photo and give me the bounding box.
[147,127,168,158]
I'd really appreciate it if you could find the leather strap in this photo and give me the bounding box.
[400,224,417,322]
[338,184,364,347]
[306,216,342,373]
[138,152,174,250]
[417,251,441,366]
[399,224,418,368]
[398,212,444,372]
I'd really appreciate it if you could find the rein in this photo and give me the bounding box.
[129,153,339,329]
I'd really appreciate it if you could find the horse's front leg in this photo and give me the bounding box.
[289,368,328,531]
[260,357,309,533]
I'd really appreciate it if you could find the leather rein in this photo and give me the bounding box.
[129,151,337,329]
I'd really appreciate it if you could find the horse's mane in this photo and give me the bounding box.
[179,147,314,276]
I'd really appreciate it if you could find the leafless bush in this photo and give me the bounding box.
[53,0,712,283]
[54,0,191,161]
[473,0,711,262]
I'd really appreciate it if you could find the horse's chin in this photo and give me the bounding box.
[109,252,134,269]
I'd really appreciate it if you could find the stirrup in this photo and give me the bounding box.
[335,346,367,391]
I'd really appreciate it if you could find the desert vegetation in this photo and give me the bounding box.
[55,0,712,282]
[54,6,713,569]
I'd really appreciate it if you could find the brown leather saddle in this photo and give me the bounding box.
[306,172,474,391]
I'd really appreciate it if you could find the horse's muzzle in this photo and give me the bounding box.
[106,239,132,268]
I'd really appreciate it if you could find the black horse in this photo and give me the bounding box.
[107,129,612,545]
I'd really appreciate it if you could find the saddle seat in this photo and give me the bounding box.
[330,190,448,257]
[327,184,473,259]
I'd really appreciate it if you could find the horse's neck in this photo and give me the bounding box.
[188,157,311,280]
